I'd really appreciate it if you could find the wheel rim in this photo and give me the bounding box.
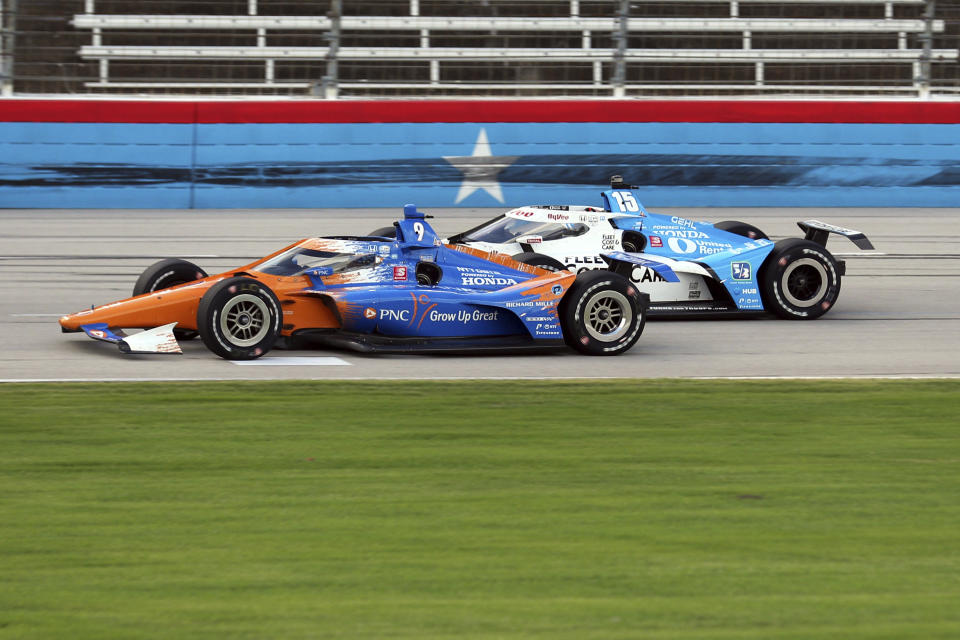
[219,294,270,347]
[782,258,828,307]
[583,290,633,342]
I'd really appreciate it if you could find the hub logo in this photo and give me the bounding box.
[731,262,751,281]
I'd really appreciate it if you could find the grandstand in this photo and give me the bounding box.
[2,0,957,98]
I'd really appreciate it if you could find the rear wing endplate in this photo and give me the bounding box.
[798,220,874,250]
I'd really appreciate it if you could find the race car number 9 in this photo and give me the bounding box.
[611,191,639,212]
[413,222,425,241]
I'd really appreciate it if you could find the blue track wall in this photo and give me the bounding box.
[2,100,960,208]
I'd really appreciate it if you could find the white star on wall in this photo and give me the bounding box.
[443,128,518,204]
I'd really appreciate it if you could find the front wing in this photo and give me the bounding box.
[79,322,182,355]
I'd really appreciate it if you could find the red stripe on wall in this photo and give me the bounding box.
[0,100,197,123]
[2,99,960,124]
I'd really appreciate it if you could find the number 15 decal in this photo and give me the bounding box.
[610,191,639,212]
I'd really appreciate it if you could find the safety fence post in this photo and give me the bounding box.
[316,0,341,98]
[611,0,628,97]
[0,0,16,96]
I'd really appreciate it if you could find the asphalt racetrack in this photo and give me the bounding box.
[1,207,957,382]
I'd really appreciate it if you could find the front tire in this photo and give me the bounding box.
[760,239,841,320]
[621,232,645,253]
[559,271,646,356]
[133,258,208,340]
[197,277,281,360]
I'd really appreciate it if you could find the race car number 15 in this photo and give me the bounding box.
[610,191,640,212]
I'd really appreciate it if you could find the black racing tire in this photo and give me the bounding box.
[510,252,567,272]
[714,220,769,241]
[196,277,281,360]
[559,270,646,356]
[621,232,645,253]
[133,258,208,340]
[759,238,842,320]
[369,226,397,239]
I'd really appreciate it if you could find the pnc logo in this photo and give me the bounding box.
[380,309,411,321]
[363,307,377,320]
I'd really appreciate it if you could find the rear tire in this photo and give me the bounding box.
[369,226,397,239]
[760,239,841,320]
[559,270,646,356]
[133,258,208,340]
[715,220,769,240]
[511,252,567,272]
[197,277,281,360]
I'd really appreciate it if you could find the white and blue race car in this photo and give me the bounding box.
[374,177,874,320]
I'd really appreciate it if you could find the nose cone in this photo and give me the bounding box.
[59,309,95,332]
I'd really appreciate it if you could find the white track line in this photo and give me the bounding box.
[230,357,350,366]
[832,251,887,256]
[2,374,959,384]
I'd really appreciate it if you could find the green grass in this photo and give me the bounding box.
[1,379,959,639]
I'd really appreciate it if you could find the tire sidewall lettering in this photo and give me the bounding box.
[763,243,840,320]
[569,276,644,354]
[199,277,280,359]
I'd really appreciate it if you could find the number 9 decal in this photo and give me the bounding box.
[413,222,425,241]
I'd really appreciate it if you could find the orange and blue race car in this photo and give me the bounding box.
[59,205,649,360]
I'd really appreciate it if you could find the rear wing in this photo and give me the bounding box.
[798,220,874,250]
